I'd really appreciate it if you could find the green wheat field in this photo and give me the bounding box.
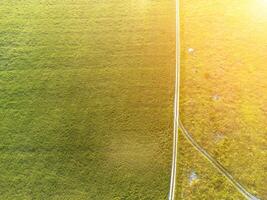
[0,1,175,199]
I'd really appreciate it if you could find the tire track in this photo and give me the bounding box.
[179,120,260,200]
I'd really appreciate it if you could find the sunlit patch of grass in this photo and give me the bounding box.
[180,0,267,199]
[176,132,244,200]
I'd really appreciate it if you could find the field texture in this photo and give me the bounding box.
[0,1,175,199]
[179,0,267,199]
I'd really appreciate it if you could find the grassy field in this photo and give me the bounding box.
[0,1,176,199]
[179,0,267,199]
[2,1,266,199]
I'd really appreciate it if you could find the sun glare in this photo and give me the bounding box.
[247,0,267,20]
[256,0,267,7]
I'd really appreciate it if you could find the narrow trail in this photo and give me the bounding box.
[179,120,260,200]
[168,0,180,199]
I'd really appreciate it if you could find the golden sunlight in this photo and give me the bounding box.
[247,0,267,21]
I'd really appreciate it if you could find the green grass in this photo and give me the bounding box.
[0,1,175,199]
[180,0,267,199]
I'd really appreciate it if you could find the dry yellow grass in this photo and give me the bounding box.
[179,0,267,199]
